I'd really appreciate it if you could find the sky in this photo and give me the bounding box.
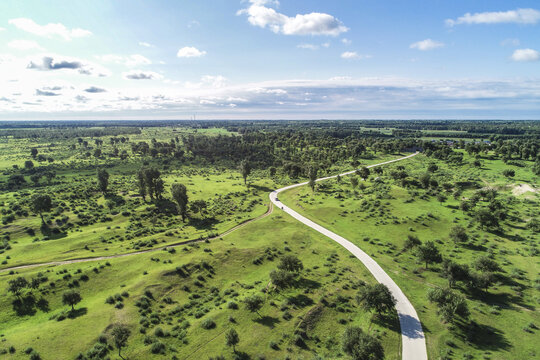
[0,0,540,120]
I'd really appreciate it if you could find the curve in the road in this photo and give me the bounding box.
[270,152,428,360]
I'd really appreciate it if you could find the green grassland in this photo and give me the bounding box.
[0,212,401,360]
[280,152,539,360]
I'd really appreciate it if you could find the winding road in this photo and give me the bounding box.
[1,152,427,359]
[270,152,428,360]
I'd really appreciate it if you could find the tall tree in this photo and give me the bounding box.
[225,328,240,353]
[350,177,359,189]
[137,169,147,201]
[171,183,189,221]
[8,277,28,298]
[416,241,442,269]
[239,159,251,185]
[277,255,303,273]
[111,324,131,359]
[62,290,82,311]
[97,169,109,194]
[308,166,318,192]
[244,295,264,317]
[358,166,370,180]
[31,193,52,225]
[355,283,396,316]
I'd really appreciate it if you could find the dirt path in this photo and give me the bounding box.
[270,153,428,360]
[0,202,273,274]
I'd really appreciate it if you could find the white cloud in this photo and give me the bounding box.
[297,43,319,50]
[177,46,207,58]
[0,27,5,31]
[96,54,151,67]
[341,51,371,60]
[201,75,227,88]
[410,39,444,51]
[511,48,540,62]
[446,8,540,26]
[27,54,110,76]
[8,39,44,51]
[122,70,163,80]
[501,38,520,47]
[341,38,352,45]
[238,0,348,36]
[8,18,92,40]
[139,42,153,47]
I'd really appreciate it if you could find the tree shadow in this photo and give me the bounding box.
[286,294,314,308]
[231,351,251,360]
[36,297,50,312]
[249,184,273,193]
[187,217,219,230]
[12,295,36,316]
[153,199,178,215]
[296,277,321,290]
[253,315,280,329]
[459,321,511,352]
[397,313,426,340]
[68,307,88,319]
[371,312,400,332]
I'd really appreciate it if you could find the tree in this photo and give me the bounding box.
[8,277,28,298]
[449,225,468,244]
[97,169,109,194]
[277,255,303,273]
[190,200,207,217]
[419,173,431,189]
[137,170,147,201]
[336,174,342,183]
[473,256,501,273]
[244,295,264,317]
[239,159,251,185]
[225,328,240,353]
[308,166,318,192]
[403,235,421,250]
[171,183,189,221]
[111,324,131,359]
[94,148,102,158]
[62,290,82,311]
[350,177,359,189]
[475,209,499,229]
[31,193,52,225]
[441,259,470,288]
[436,193,447,205]
[427,163,438,173]
[154,178,165,200]
[358,166,370,180]
[342,326,384,360]
[502,169,515,178]
[427,287,469,324]
[24,160,34,169]
[31,148,38,158]
[416,241,442,269]
[355,283,396,316]
[270,269,295,290]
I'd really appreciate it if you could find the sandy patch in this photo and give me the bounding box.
[512,183,537,196]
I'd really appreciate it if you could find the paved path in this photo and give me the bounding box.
[270,153,428,360]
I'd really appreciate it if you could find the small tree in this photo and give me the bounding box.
[308,166,318,192]
[8,277,29,298]
[97,169,109,194]
[111,324,131,359]
[24,160,34,169]
[239,160,251,185]
[427,163,438,173]
[31,193,52,225]
[62,290,82,311]
[137,170,146,201]
[244,295,264,317]
[190,200,207,217]
[416,241,442,269]
[342,326,384,360]
[277,255,303,273]
[427,287,469,324]
[225,328,240,353]
[403,235,421,250]
[355,283,396,316]
[336,174,342,183]
[475,209,499,229]
[350,177,359,189]
[358,167,370,180]
[436,193,447,205]
[171,183,189,221]
[270,269,295,290]
[473,256,501,273]
[31,148,38,158]
[441,259,470,288]
[449,225,468,244]
[502,169,515,178]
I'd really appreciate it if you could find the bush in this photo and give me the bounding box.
[201,318,216,329]
[150,341,166,354]
[227,301,238,310]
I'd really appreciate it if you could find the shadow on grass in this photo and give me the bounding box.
[230,351,251,360]
[459,321,511,352]
[287,294,314,308]
[68,307,88,319]
[253,315,280,329]
[296,277,321,290]
[187,217,219,231]
[371,312,400,333]
[36,297,50,312]
[12,295,36,316]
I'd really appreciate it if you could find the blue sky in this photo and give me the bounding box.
[0,0,539,119]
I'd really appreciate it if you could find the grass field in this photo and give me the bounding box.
[280,152,539,360]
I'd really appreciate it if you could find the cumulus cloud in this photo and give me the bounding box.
[96,54,151,67]
[84,86,107,93]
[238,0,348,36]
[410,39,444,51]
[26,55,110,76]
[446,8,540,26]
[123,70,163,80]
[8,18,92,40]
[341,51,370,60]
[511,48,540,62]
[177,46,207,58]
[8,39,44,51]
